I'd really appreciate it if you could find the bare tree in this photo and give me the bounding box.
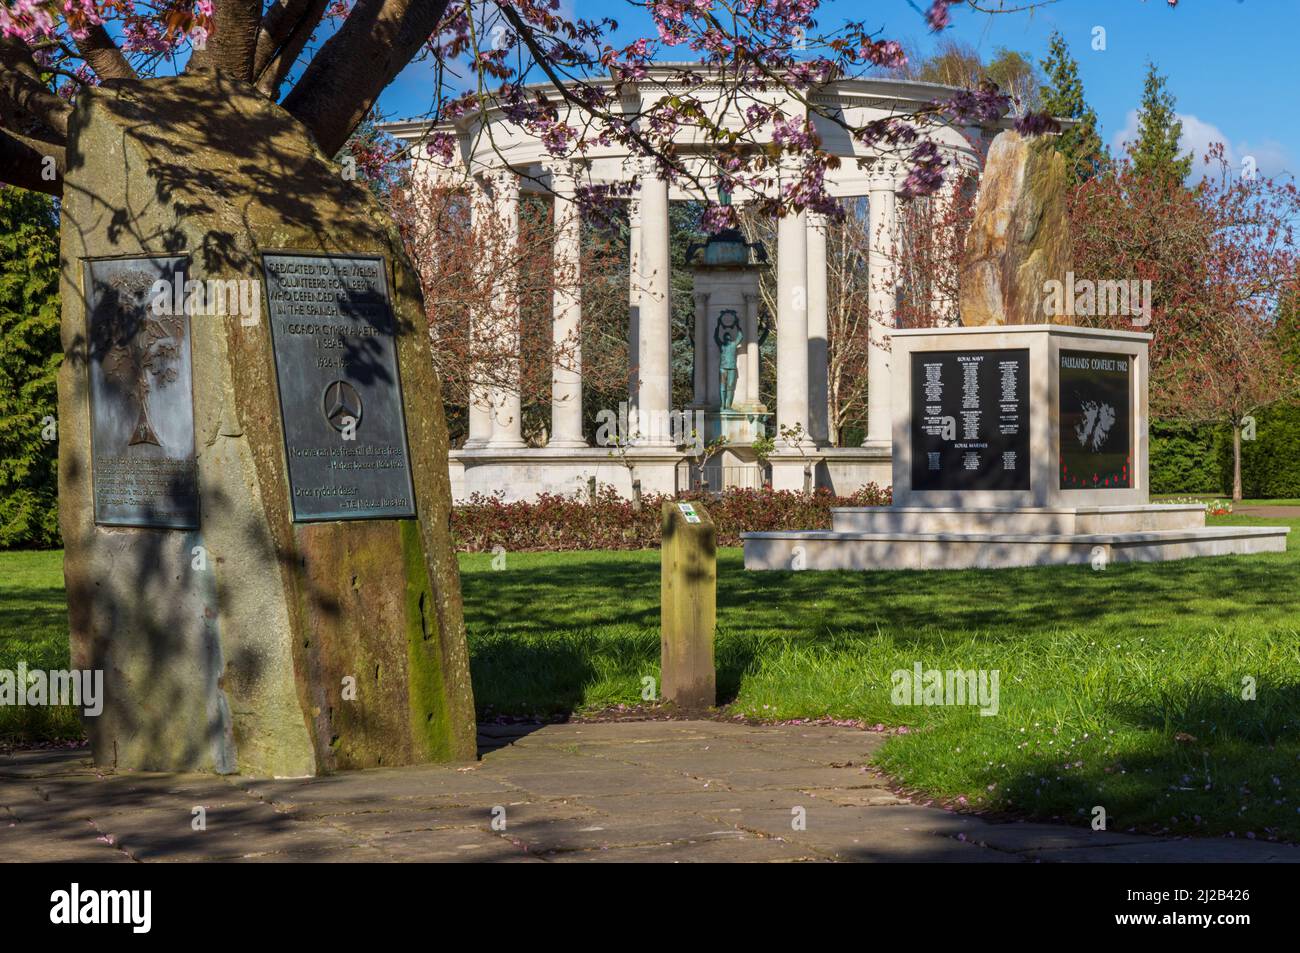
[387,169,630,444]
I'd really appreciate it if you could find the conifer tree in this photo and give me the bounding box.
[0,187,61,548]
[1130,61,1194,186]
[1038,31,1106,183]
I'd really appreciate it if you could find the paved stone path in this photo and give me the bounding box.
[1235,505,1300,518]
[3,720,1296,863]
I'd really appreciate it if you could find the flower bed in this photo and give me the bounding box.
[451,485,892,552]
[1161,496,1234,515]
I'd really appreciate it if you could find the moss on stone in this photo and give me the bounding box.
[400,519,457,760]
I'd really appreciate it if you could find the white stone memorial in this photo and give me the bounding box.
[384,68,991,501]
[743,324,1289,570]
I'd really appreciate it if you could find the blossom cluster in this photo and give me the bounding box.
[5,0,1068,225]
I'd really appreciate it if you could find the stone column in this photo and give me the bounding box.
[464,177,495,448]
[865,160,900,449]
[485,168,525,448]
[637,159,674,446]
[692,290,710,406]
[546,158,586,447]
[806,211,830,445]
[625,155,642,415]
[776,182,809,447]
[743,291,761,406]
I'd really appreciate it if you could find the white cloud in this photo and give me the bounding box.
[1110,109,1296,182]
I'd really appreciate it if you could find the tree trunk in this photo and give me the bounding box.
[1233,419,1243,502]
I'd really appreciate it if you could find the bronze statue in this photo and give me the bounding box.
[714,309,743,410]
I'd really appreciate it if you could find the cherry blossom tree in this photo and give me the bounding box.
[1,0,1050,216]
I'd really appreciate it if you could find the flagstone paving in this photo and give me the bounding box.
[3,720,1297,863]
[1234,505,1300,518]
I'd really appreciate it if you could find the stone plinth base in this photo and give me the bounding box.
[769,452,819,492]
[682,445,764,491]
[817,446,892,495]
[710,408,770,444]
[832,504,1206,535]
[453,447,685,502]
[744,502,1289,570]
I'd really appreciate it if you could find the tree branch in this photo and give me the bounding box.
[253,0,324,76]
[0,39,71,137]
[72,23,137,82]
[188,0,263,81]
[0,128,64,193]
[283,0,451,157]
[254,0,330,99]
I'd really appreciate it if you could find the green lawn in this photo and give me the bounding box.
[0,550,81,740]
[4,514,1298,840]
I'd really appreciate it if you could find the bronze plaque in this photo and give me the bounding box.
[86,256,199,528]
[263,253,416,522]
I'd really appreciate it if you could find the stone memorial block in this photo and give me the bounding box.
[58,74,475,776]
[891,324,1150,509]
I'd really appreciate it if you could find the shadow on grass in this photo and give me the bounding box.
[876,680,1300,841]
[720,554,1296,644]
[0,586,69,647]
[462,542,1297,667]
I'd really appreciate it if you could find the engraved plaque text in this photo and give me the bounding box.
[263,253,416,522]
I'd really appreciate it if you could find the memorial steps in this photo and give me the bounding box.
[829,504,1208,534]
[741,504,1289,571]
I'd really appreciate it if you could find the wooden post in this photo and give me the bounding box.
[660,500,717,708]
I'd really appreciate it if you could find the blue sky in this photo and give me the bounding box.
[379,0,1297,181]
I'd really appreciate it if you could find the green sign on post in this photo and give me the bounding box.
[660,500,717,708]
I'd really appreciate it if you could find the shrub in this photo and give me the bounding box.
[1231,401,1300,498]
[451,484,892,552]
[1149,419,1225,495]
[0,187,61,549]
[1149,405,1300,498]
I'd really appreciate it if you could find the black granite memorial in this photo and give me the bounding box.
[1058,350,1133,489]
[910,348,1030,492]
